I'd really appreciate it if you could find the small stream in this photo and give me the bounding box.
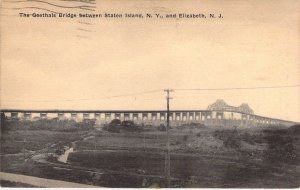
[57,136,94,163]
[58,147,74,163]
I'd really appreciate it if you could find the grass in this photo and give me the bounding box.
[1,118,299,188]
[1,119,95,132]
[1,119,94,154]
[1,130,88,154]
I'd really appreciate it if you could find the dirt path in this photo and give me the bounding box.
[0,172,99,188]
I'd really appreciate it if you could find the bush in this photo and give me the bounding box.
[157,124,166,131]
[214,129,241,149]
[223,137,241,149]
[263,132,299,164]
[1,118,94,132]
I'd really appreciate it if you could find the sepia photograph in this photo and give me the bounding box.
[1,0,300,188]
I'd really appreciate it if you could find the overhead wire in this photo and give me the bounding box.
[3,84,300,103]
[173,84,300,91]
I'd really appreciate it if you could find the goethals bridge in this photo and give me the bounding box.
[1,100,298,127]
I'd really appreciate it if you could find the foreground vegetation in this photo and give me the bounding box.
[1,118,94,154]
[1,116,299,187]
[1,118,95,132]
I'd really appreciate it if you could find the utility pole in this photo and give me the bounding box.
[23,138,26,162]
[164,89,173,187]
[23,124,28,163]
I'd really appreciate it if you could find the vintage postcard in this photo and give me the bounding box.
[1,0,300,188]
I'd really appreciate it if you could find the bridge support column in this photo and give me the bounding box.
[105,113,111,121]
[159,112,165,121]
[138,113,143,121]
[195,112,200,122]
[182,112,187,122]
[124,113,130,120]
[186,112,190,122]
[132,113,138,121]
[11,112,19,119]
[120,113,125,121]
[24,113,32,120]
[142,113,148,121]
[83,113,90,120]
[115,113,121,120]
[71,113,78,120]
[95,113,101,120]
[40,113,47,119]
[170,112,175,123]
[58,113,65,120]
[189,112,195,122]
[212,111,217,119]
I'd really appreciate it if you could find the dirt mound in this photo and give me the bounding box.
[187,136,223,150]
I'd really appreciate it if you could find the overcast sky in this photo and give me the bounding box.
[1,0,300,121]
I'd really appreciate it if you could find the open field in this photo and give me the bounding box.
[1,119,300,187]
[67,149,299,188]
[1,130,89,154]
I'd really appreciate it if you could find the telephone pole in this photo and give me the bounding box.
[164,89,173,187]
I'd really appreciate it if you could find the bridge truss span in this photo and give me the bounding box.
[1,109,298,127]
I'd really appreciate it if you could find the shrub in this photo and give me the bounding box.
[1,118,94,132]
[264,133,298,164]
[214,129,241,149]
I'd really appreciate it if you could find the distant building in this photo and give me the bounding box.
[207,99,254,114]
